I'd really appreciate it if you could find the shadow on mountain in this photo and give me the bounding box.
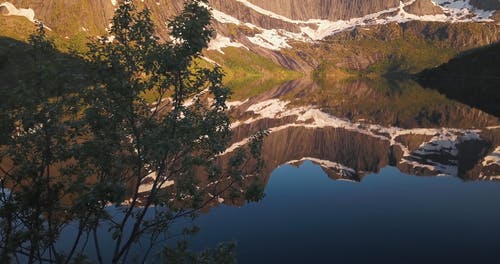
[0,37,91,146]
[255,77,499,129]
[0,36,90,109]
[418,43,500,117]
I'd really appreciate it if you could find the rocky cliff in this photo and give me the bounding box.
[224,90,500,181]
[2,0,500,87]
[404,0,443,15]
[245,0,404,20]
[2,0,498,43]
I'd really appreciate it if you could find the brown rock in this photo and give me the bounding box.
[404,0,444,16]
[0,6,9,15]
[245,0,403,20]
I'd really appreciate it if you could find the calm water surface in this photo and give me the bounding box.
[56,79,500,263]
[190,162,500,263]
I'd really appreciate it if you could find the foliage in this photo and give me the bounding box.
[0,22,82,263]
[0,1,265,263]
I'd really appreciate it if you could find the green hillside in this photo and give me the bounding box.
[419,43,500,117]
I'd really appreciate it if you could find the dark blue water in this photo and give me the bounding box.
[189,161,500,264]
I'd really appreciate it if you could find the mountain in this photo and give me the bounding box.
[1,1,499,181]
[1,0,498,47]
[224,84,500,181]
[418,42,500,116]
[1,0,499,88]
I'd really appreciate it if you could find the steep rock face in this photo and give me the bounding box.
[245,0,405,20]
[209,0,303,32]
[225,91,500,181]
[2,0,499,75]
[259,127,391,179]
[304,21,500,73]
[332,21,500,51]
[404,0,443,15]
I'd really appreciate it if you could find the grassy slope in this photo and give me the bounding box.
[299,21,499,84]
[281,77,498,128]
[0,15,91,53]
[312,37,457,82]
[2,15,498,106]
[418,43,500,117]
[206,47,302,100]
[0,15,301,102]
[0,15,36,41]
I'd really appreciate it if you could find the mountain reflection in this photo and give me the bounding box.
[218,77,500,206]
[259,78,499,128]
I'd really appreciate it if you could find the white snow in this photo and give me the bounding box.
[400,130,485,175]
[138,171,174,194]
[226,99,249,109]
[412,132,460,157]
[207,0,495,51]
[433,0,495,21]
[247,29,295,50]
[183,88,209,107]
[234,0,299,24]
[111,0,117,7]
[245,99,289,120]
[225,98,486,176]
[209,6,246,25]
[482,147,500,167]
[208,34,248,54]
[287,157,356,177]
[201,56,220,66]
[106,35,116,43]
[0,2,35,22]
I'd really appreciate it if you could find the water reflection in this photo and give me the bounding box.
[190,164,500,264]
[53,78,500,262]
[234,78,499,128]
[223,78,500,195]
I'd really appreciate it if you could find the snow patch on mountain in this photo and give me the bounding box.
[138,171,174,194]
[400,131,476,176]
[247,29,293,50]
[0,2,35,22]
[208,0,495,51]
[433,0,495,20]
[287,157,357,179]
[208,34,248,53]
[234,0,300,24]
[479,146,500,180]
[482,147,500,167]
[226,98,484,176]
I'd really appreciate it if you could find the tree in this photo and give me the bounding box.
[0,1,265,263]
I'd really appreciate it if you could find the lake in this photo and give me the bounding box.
[56,78,500,263]
[190,163,500,263]
[186,78,500,263]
